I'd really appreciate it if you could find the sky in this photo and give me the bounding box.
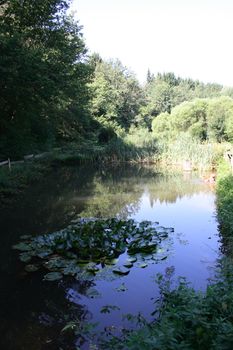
[70,0,233,86]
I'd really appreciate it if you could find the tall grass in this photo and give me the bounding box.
[158,133,226,171]
[52,129,160,164]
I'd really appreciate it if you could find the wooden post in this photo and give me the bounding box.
[8,158,11,171]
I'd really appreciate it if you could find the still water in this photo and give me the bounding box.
[0,164,220,349]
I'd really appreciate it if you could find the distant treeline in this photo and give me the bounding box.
[1,0,233,159]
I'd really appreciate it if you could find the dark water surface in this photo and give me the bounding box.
[0,164,220,349]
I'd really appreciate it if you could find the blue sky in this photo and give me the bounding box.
[71,0,233,85]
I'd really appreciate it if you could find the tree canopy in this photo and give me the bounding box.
[0,0,92,157]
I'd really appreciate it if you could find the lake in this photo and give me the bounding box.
[0,164,221,349]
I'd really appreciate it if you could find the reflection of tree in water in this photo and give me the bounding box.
[0,271,93,350]
[79,167,212,218]
[147,172,212,205]
[79,177,143,218]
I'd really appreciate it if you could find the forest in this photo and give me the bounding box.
[1,0,233,163]
[1,1,233,350]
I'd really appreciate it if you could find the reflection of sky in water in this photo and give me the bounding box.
[70,185,220,333]
[130,190,219,285]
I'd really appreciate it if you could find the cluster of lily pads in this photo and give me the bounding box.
[13,218,174,281]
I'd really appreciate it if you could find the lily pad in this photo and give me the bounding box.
[123,262,133,268]
[19,252,32,263]
[86,264,100,274]
[113,268,130,276]
[25,264,39,272]
[105,258,119,265]
[13,218,173,281]
[127,257,137,263]
[86,288,101,299]
[139,263,148,268]
[12,242,31,251]
[43,272,63,281]
[37,250,53,259]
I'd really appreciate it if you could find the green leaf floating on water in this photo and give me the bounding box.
[139,263,148,268]
[86,288,101,298]
[113,268,130,276]
[86,263,99,274]
[12,218,173,281]
[12,242,31,251]
[105,258,119,265]
[25,264,39,272]
[19,252,32,263]
[43,272,63,281]
[123,262,133,268]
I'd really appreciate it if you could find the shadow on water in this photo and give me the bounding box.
[0,164,220,349]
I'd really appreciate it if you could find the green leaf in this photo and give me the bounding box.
[12,242,31,251]
[113,268,130,276]
[43,272,63,281]
[19,252,32,263]
[25,264,39,272]
[139,263,148,268]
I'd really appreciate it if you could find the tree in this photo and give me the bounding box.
[207,96,233,142]
[0,0,92,157]
[89,58,143,130]
[146,69,154,84]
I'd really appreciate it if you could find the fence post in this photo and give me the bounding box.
[8,158,11,171]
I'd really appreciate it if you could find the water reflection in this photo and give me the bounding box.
[0,164,220,350]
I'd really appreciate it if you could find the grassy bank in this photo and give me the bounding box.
[216,160,233,254]
[0,134,228,204]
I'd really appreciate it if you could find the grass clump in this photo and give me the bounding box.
[157,134,226,170]
[102,259,233,350]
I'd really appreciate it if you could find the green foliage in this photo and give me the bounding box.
[141,72,223,129]
[171,99,208,140]
[151,112,172,139]
[102,259,233,350]
[207,96,233,142]
[152,96,233,144]
[216,159,233,253]
[0,0,93,158]
[89,58,143,130]
[13,218,172,280]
